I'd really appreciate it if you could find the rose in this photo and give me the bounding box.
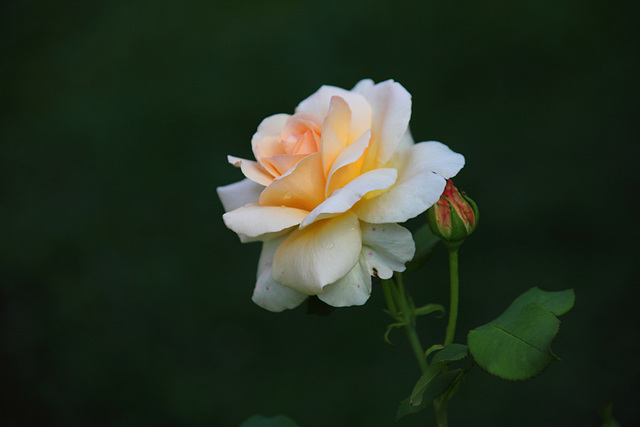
[218,79,464,312]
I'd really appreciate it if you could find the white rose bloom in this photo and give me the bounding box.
[218,79,464,311]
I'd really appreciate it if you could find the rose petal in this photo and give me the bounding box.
[296,85,372,143]
[252,114,290,176]
[353,141,464,224]
[254,113,290,137]
[321,96,351,176]
[272,213,362,295]
[252,236,308,312]
[318,254,372,307]
[261,153,309,177]
[397,128,415,152]
[217,179,264,212]
[252,114,290,157]
[355,80,412,170]
[280,113,322,154]
[415,140,466,178]
[279,112,323,154]
[352,79,374,93]
[223,204,308,240]
[300,168,397,228]
[259,152,326,211]
[228,155,274,186]
[325,129,371,197]
[360,222,415,279]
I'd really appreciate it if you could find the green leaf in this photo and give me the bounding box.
[405,224,440,274]
[431,344,469,364]
[396,396,427,419]
[397,367,461,420]
[409,363,445,407]
[425,344,444,359]
[468,287,575,381]
[240,415,300,427]
[410,366,461,408]
[499,287,575,317]
[397,344,472,420]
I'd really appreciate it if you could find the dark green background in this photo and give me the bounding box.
[2,1,638,425]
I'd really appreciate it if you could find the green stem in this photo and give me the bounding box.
[394,274,427,373]
[406,324,427,372]
[434,361,475,427]
[434,399,449,427]
[444,248,459,346]
[381,279,398,318]
[382,275,427,373]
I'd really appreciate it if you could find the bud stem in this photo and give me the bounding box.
[444,248,460,346]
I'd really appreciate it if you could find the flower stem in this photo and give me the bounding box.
[434,399,449,427]
[434,361,475,427]
[444,248,459,346]
[396,274,428,373]
[381,279,398,318]
[382,275,427,373]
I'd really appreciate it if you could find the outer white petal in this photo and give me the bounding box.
[252,235,308,312]
[355,79,412,169]
[296,85,372,142]
[360,222,415,279]
[352,79,374,93]
[318,254,372,307]
[217,179,264,213]
[223,204,308,239]
[353,141,465,224]
[397,128,415,151]
[272,213,362,295]
[300,168,397,228]
[416,140,466,178]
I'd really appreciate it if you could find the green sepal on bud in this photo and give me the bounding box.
[427,180,479,250]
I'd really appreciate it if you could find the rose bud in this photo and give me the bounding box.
[427,180,478,249]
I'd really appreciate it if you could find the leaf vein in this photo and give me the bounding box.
[489,324,548,356]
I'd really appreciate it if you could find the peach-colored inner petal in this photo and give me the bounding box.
[325,130,371,197]
[262,153,310,177]
[280,112,322,154]
[259,152,326,211]
[295,86,373,144]
[228,155,274,186]
[321,96,351,177]
[253,135,286,177]
[252,112,323,180]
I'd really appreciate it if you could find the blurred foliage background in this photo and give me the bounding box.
[1,0,638,425]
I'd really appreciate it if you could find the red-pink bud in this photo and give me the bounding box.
[427,180,478,249]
